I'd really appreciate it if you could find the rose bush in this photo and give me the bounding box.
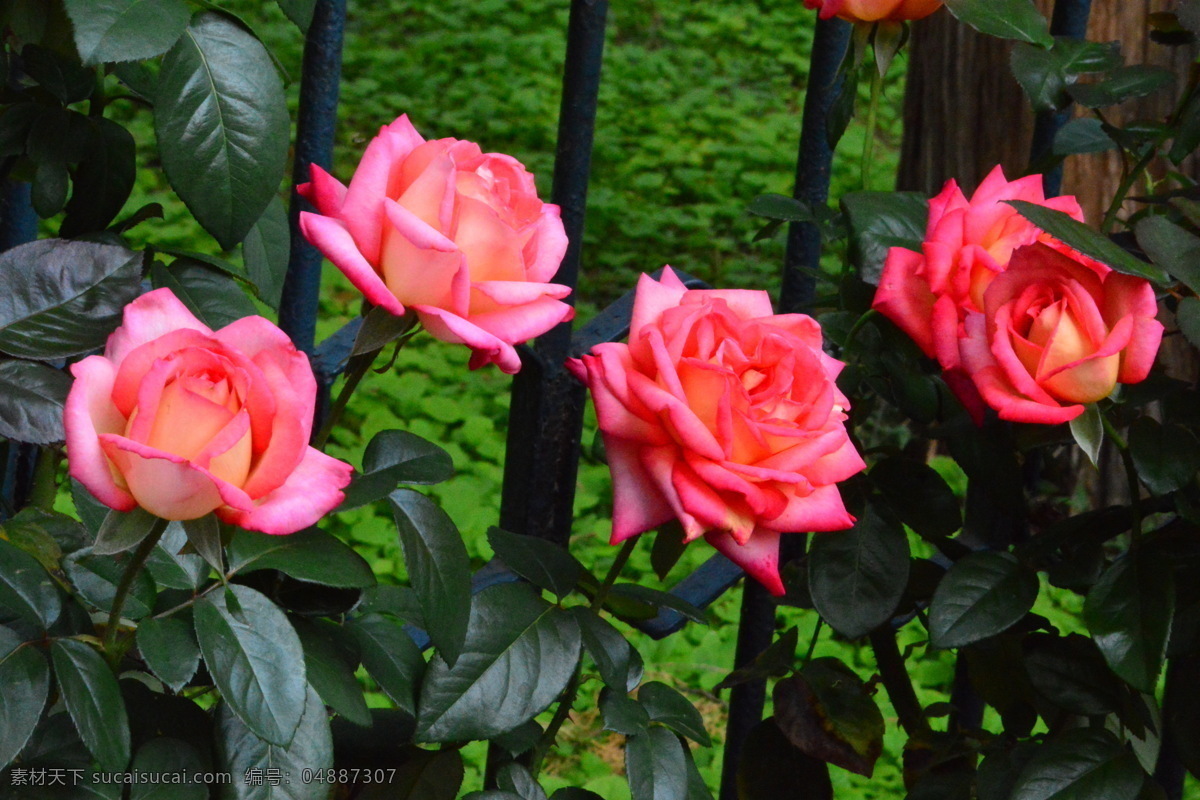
[804,0,942,23]
[299,114,573,373]
[65,288,352,531]
[957,243,1163,423]
[569,268,865,595]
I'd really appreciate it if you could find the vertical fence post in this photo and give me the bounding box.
[1029,0,1092,197]
[279,0,348,357]
[499,0,608,547]
[718,17,851,800]
[0,180,39,520]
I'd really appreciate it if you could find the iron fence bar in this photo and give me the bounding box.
[1029,0,1092,197]
[500,0,608,546]
[719,16,852,800]
[279,0,348,357]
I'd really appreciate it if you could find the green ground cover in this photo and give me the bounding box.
[54,1,1115,796]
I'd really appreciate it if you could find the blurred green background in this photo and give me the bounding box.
[73,1,1099,796]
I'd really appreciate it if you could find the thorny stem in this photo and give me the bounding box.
[1101,411,1143,548]
[868,627,930,739]
[803,617,824,665]
[102,517,169,666]
[313,348,382,450]
[29,446,60,510]
[529,537,639,779]
[1100,146,1156,235]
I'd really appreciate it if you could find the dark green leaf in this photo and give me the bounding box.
[194,584,306,746]
[93,506,161,556]
[1023,633,1126,716]
[1070,404,1104,468]
[346,612,425,717]
[242,196,289,308]
[871,456,961,537]
[626,727,688,800]
[607,584,708,625]
[145,521,208,591]
[943,0,1053,46]
[573,606,642,692]
[128,738,206,800]
[0,239,143,360]
[389,489,471,666]
[840,191,927,285]
[0,359,71,444]
[682,743,715,800]
[808,509,909,639]
[465,793,524,800]
[650,521,688,581]
[21,44,94,104]
[338,430,454,510]
[72,479,112,535]
[181,514,224,573]
[275,0,316,31]
[0,508,73,573]
[63,0,189,65]
[228,527,375,589]
[32,160,68,218]
[150,258,257,330]
[825,57,857,148]
[639,682,710,746]
[1129,417,1200,495]
[736,718,832,800]
[64,549,156,619]
[1133,215,1200,293]
[62,117,137,237]
[136,615,200,692]
[493,719,543,757]
[1170,90,1200,163]
[415,583,581,742]
[498,763,549,800]
[714,626,797,691]
[1084,553,1173,693]
[774,659,884,777]
[978,743,1038,800]
[0,629,49,770]
[600,688,650,736]
[292,618,371,727]
[488,526,584,599]
[1054,117,1117,156]
[1011,728,1144,800]
[51,638,130,770]
[1068,66,1175,108]
[1177,297,1200,350]
[929,551,1038,649]
[1011,39,1122,112]
[550,791,606,800]
[1005,200,1169,284]
[214,685,333,800]
[352,305,417,356]
[155,12,289,248]
[390,749,465,800]
[0,537,61,629]
[747,194,817,223]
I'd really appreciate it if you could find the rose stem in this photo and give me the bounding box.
[312,347,382,450]
[868,627,930,738]
[102,516,170,666]
[860,52,885,191]
[528,536,639,779]
[29,445,61,510]
[1100,411,1143,548]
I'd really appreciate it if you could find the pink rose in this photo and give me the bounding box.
[568,269,866,595]
[958,243,1163,424]
[65,289,352,532]
[804,0,942,22]
[298,115,573,374]
[873,166,1086,377]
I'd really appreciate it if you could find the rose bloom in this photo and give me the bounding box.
[65,289,352,532]
[873,165,1086,376]
[299,115,573,374]
[568,269,866,595]
[959,243,1163,424]
[805,0,942,22]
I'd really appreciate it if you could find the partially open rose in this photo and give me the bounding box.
[65,289,352,531]
[299,115,573,373]
[804,0,942,22]
[873,166,1085,375]
[958,244,1163,424]
[568,269,866,595]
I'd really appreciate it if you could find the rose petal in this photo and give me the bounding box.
[300,212,405,315]
[106,288,212,365]
[217,447,352,535]
[98,434,225,520]
[705,528,784,596]
[65,356,136,511]
[414,305,522,373]
[605,438,675,544]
